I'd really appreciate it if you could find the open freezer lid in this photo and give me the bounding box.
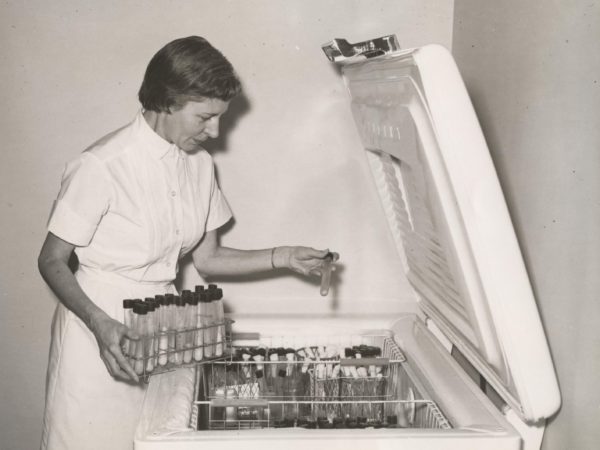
[323,38,560,423]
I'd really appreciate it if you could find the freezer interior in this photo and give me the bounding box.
[194,332,449,431]
[136,318,526,450]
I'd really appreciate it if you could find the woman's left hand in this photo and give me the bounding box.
[273,246,339,276]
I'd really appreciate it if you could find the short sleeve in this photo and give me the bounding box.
[205,163,233,232]
[47,153,111,246]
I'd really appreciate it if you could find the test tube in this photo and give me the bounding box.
[241,351,252,380]
[165,293,175,336]
[268,348,284,418]
[132,303,148,376]
[193,292,204,361]
[212,288,225,356]
[123,299,135,327]
[320,253,334,296]
[252,348,267,413]
[203,291,214,358]
[174,296,186,365]
[150,298,162,368]
[284,349,298,400]
[183,293,196,363]
[225,387,237,424]
[154,295,168,366]
[122,299,135,355]
[144,300,156,373]
[127,299,143,362]
[166,294,177,364]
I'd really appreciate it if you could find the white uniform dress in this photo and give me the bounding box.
[41,110,232,450]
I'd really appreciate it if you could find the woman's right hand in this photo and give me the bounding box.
[90,312,140,382]
[273,246,339,277]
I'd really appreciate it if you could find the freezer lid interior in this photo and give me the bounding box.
[326,41,560,423]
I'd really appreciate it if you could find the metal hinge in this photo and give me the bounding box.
[322,35,400,64]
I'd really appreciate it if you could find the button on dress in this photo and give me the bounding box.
[41,111,232,450]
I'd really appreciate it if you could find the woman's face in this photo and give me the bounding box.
[161,98,230,152]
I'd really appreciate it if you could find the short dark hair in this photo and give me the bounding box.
[138,36,241,112]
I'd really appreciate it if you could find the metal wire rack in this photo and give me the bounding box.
[192,334,451,430]
[123,319,234,381]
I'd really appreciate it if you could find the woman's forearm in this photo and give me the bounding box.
[38,256,107,329]
[194,246,290,277]
[194,242,333,281]
[38,232,139,381]
[192,230,333,278]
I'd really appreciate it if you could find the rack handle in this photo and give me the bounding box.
[340,357,389,366]
[210,398,269,407]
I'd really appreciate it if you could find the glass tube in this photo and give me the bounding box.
[213,288,225,356]
[183,293,195,364]
[155,295,169,366]
[173,296,185,365]
[122,299,135,355]
[143,301,156,373]
[193,292,205,361]
[166,295,177,364]
[132,303,148,376]
[203,291,214,358]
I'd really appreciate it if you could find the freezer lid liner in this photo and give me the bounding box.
[329,42,560,422]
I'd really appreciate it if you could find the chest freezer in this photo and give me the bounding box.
[134,37,560,450]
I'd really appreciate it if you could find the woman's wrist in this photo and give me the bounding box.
[271,246,291,270]
[88,307,111,333]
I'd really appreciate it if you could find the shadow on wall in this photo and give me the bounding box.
[173,87,348,313]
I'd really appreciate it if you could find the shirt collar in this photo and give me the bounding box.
[134,109,179,160]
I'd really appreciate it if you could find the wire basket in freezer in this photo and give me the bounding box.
[193,333,451,430]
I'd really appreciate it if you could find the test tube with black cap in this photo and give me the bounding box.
[192,292,204,361]
[183,292,197,363]
[173,296,185,365]
[155,295,169,366]
[132,302,148,376]
[201,291,214,358]
[212,288,225,356]
[143,300,156,373]
[122,299,136,355]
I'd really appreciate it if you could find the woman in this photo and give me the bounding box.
[38,36,335,450]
